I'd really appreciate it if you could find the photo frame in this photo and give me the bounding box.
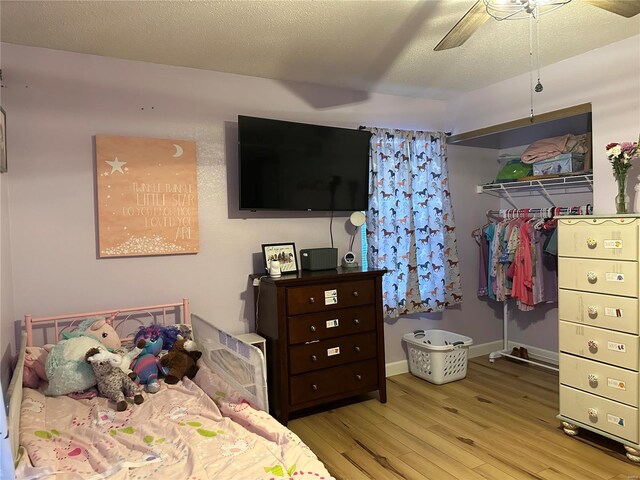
[262,242,298,274]
[0,107,6,173]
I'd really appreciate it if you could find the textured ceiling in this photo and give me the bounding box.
[1,0,639,100]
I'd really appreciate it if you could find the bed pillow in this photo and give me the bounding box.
[44,335,103,396]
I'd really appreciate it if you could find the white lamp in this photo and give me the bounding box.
[342,211,366,268]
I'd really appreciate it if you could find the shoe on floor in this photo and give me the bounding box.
[519,347,530,360]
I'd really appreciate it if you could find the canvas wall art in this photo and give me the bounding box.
[95,135,199,258]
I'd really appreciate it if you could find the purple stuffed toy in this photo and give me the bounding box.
[130,337,168,393]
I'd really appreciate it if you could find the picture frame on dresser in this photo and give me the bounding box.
[262,242,298,274]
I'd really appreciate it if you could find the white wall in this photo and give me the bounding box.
[0,173,14,397]
[1,43,464,374]
[445,35,640,355]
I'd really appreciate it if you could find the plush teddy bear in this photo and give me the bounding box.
[130,337,168,393]
[159,336,202,384]
[85,347,144,411]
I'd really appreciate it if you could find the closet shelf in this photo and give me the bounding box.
[477,173,593,195]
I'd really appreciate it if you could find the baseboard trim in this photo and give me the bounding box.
[386,340,525,377]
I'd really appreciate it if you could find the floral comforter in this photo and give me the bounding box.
[17,362,333,480]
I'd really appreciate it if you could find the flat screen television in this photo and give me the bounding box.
[238,115,371,211]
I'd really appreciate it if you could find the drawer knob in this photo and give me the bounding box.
[588,340,598,353]
[587,271,597,283]
[310,325,317,332]
[311,384,318,392]
[586,237,597,248]
[352,291,359,297]
[354,346,361,353]
[355,374,362,381]
[587,306,598,317]
[588,373,598,387]
[353,318,360,325]
[588,408,598,419]
[311,354,317,362]
[309,297,315,304]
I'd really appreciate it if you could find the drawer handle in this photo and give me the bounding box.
[355,374,362,381]
[311,354,317,362]
[588,373,598,387]
[588,340,598,353]
[587,271,597,283]
[354,346,361,353]
[353,318,360,325]
[586,237,597,249]
[311,384,318,391]
[587,306,598,317]
[309,297,315,304]
[588,407,598,419]
[310,325,317,333]
[352,291,359,297]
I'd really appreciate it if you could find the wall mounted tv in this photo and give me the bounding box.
[238,115,371,211]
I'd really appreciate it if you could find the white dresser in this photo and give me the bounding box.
[557,215,640,462]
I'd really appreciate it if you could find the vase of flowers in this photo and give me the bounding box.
[607,136,640,214]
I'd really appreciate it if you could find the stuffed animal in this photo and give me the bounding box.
[45,317,122,396]
[85,347,144,411]
[23,345,53,389]
[159,336,202,384]
[130,337,168,393]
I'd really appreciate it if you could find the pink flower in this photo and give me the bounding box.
[606,142,619,150]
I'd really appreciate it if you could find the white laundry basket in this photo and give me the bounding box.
[403,329,473,385]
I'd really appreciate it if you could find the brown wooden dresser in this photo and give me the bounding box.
[255,267,387,424]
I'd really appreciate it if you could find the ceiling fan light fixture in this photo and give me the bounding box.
[483,0,572,21]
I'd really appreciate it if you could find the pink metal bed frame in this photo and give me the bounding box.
[23,298,190,347]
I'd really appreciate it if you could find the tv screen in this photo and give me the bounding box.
[238,115,371,211]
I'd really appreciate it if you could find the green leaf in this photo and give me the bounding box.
[263,467,272,473]
[156,437,166,444]
[119,427,135,434]
[215,391,226,397]
[270,465,284,477]
[34,431,51,440]
[186,421,201,427]
[196,428,217,437]
[287,465,296,476]
[143,436,154,444]
[109,430,117,436]
[50,429,60,436]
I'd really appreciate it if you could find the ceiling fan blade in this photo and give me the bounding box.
[434,1,489,51]
[583,0,640,17]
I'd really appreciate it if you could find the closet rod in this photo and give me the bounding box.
[487,204,592,218]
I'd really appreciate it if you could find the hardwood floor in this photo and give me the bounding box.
[289,355,640,480]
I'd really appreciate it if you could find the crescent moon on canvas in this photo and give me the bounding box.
[173,144,184,157]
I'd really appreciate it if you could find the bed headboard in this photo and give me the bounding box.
[24,298,190,347]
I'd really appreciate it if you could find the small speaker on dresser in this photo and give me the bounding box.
[300,248,338,271]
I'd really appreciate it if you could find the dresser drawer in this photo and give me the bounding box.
[559,321,639,370]
[558,257,638,297]
[289,359,378,405]
[286,279,374,315]
[560,353,639,406]
[288,305,375,344]
[289,332,377,374]
[560,385,638,443]
[558,218,638,261]
[558,289,639,334]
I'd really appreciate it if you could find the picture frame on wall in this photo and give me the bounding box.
[0,107,6,173]
[262,242,298,274]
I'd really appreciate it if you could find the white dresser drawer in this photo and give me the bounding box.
[559,321,639,370]
[560,353,639,406]
[558,218,638,261]
[558,257,638,298]
[558,289,639,334]
[560,385,638,443]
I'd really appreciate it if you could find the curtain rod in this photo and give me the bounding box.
[358,125,452,136]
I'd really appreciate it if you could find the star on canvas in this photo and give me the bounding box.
[106,157,127,174]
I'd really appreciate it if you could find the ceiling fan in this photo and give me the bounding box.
[434,0,640,51]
